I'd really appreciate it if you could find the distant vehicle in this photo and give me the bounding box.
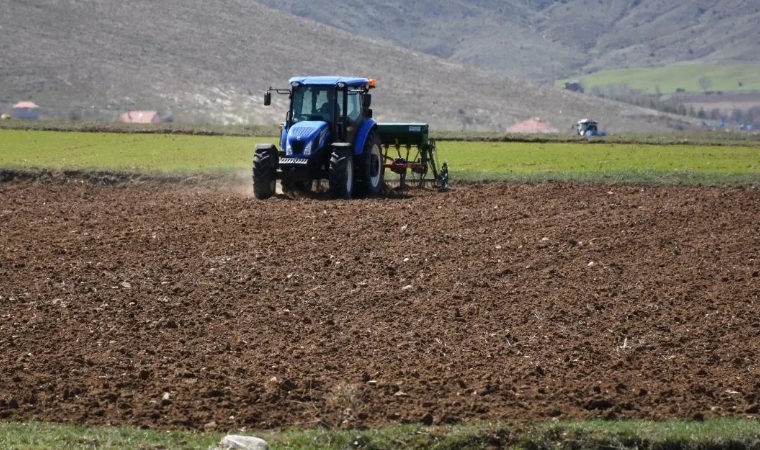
[575,118,606,136]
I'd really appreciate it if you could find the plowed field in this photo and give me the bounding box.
[1,177,758,431]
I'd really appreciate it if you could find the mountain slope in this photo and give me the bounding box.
[252,0,760,82]
[1,0,696,132]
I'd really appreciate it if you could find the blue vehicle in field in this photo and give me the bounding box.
[253,76,447,199]
[575,118,607,137]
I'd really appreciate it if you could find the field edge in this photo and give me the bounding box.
[2,419,760,450]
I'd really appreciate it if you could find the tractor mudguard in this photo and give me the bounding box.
[352,118,378,157]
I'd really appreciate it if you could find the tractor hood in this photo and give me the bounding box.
[285,121,329,156]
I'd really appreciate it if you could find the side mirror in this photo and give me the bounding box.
[364,93,372,109]
[264,91,271,106]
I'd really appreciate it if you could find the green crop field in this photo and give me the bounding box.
[441,140,760,185]
[556,63,760,94]
[0,130,254,175]
[1,129,758,186]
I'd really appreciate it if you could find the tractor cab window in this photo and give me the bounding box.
[292,86,335,122]
[346,91,361,122]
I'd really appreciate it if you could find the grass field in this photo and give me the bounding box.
[556,63,760,94]
[2,129,758,186]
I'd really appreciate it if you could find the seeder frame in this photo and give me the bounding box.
[377,122,448,191]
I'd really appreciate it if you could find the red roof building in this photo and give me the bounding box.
[119,110,162,124]
[11,101,40,120]
[507,117,559,134]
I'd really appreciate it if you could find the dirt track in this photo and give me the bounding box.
[1,178,759,431]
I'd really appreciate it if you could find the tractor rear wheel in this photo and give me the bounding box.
[355,130,384,197]
[329,144,354,199]
[253,144,277,200]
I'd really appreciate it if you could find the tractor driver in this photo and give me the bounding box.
[317,97,338,120]
[317,101,332,118]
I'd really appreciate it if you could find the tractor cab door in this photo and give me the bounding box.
[340,89,364,143]
[335,88,371,142]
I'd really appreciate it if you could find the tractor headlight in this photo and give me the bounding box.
[285,141,293,156]
[303,140,313,156]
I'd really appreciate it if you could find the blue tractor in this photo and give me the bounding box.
[575,118,607,137]
[253,76,385,199]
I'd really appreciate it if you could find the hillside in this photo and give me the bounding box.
[1,0,698,132]
[253,0,760,83]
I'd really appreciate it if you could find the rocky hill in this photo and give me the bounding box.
[253,0,760,82]
[0,0,700,132]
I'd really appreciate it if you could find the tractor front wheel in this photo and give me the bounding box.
[253,144,277,199]
[356,130,384,197]
[329,144,354,199]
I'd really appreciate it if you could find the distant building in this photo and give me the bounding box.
[11,101,40,120]
[507,117,559,134]
[118,110,162,124]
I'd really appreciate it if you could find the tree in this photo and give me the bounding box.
[698,76,712,92]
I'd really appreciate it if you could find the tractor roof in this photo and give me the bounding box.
[288,76,371,88]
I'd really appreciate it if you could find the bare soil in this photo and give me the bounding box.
[1,176,759,432]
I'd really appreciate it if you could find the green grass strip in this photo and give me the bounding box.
[0,129,254,176]
[0,421,220,450]
[433,141,759,186]
[2,129,758,186]
[523,419,760,450]
[434,141,759,174]
[2,420,760,450]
